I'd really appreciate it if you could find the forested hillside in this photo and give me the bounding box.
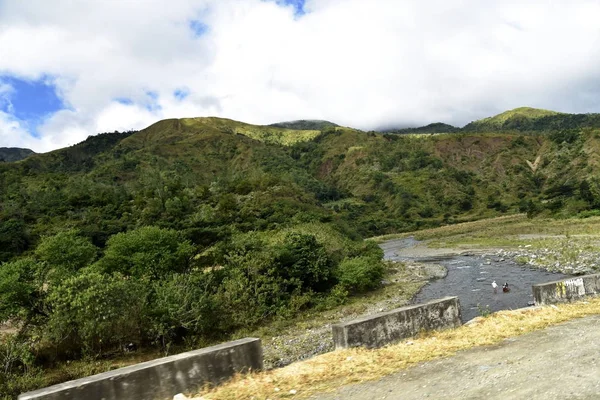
[379,122,460,134]
[2,108,600,396]
[0,148,34,163]
[462,107,600,132]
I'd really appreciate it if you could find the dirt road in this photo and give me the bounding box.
[312,314,600,400]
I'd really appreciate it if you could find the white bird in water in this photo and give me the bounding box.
[492,280,498,294]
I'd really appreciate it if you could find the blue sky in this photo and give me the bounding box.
[1,0,600,152]
[0,76,65,136]
[279,0,306,16]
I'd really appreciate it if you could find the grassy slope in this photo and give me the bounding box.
[463,106,561,132]
[463,107,600,132]
[473,107,562,126]
[269,120,338,131]
[309,128,600,234]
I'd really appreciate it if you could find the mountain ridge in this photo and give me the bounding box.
[3,106,600,397]
[0,147,35,162]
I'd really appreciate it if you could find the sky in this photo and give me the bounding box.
[1,0,600,152]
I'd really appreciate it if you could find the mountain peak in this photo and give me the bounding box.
[0,147,35,162]
[474,107,562,126]
[462,107,567,132]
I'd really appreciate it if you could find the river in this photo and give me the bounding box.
[381,238,570,321]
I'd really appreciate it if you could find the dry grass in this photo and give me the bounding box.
[370,214,527,243]
[194,297,600,400]
[371,214,600,245]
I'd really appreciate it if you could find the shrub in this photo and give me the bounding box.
[0,335,35,376]
[94,226,194,279]
[349,240,384,260]
[46,270,150,355]
[0,258,42,322]
[336,256,384,293]
[0,335,42,400]
[0,218,29,263]
[151,271,220,347]
[34,230,98,283]
[273,232,335,293]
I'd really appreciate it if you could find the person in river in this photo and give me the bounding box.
[492,280,498,294]
[503,282,510,293]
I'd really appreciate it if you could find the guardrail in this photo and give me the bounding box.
[332,296,462,349]
[533,274,600,305]
[18,337,262,400]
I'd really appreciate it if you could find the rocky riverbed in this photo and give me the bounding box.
[261,262,446,369]
[261,234,594,368]
[496,237,600,275]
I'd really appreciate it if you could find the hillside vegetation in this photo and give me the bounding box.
[379,122,460,134]
[2,107,600,397]
[269,119,338,131]
[463,107,600,132]
[0,148,35,163]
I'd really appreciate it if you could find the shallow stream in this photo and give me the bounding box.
[381,238,570,321]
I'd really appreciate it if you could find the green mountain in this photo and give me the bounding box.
[0,147,35,162]
[463,107,600,132]
[380,122,460,134]
[479,107,562,124]
[269,119,338,131]
[4,110,600,256]
[3,109,600,396]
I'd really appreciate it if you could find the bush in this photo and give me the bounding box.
[0,335,42,400]
[273,232,335,293]
[0,335,35,376]
[94,226,194,279]
[216,242,287,330]
[151,271,220,347]
[336,256,384,293]
[348,240,384,260]
[34,230,98,283]
[0,258,42,322]
[0,218,29,263]
[47,270,150,355]
[549,129,580,144]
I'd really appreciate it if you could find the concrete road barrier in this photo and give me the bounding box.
[18,337,263,400]
[533,274,600,305]
[332,296,461,349]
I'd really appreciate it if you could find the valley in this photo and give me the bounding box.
[3,107,600,398]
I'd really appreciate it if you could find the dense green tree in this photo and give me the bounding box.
[0,258,43,323]
[34,230,98,283]
[46,270,149,355]
[0,218,29,263]
[93,226,194,279]
[151,271,220,345]
[273,232,335,293]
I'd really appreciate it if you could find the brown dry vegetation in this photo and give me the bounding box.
[371,214,600,244]
[194,298,600,400]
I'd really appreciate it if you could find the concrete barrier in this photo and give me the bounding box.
[533,274,600,305]
[18,338,262,400]
[332,296,461,349]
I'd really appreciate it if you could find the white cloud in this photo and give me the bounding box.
[0,0,600,152]
[0,111,40,149]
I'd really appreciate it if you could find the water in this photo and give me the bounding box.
[381,238,570,322]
